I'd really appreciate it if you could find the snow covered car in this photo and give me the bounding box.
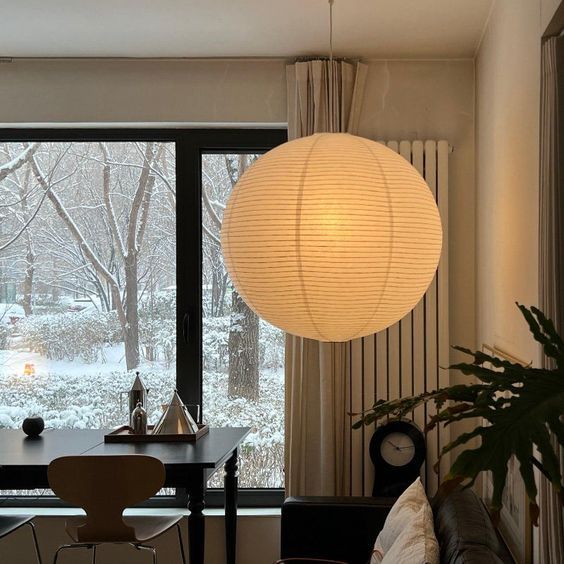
[67,297,100,313]
[0,303,25,326]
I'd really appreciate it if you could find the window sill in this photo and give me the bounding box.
[0,507,281,518]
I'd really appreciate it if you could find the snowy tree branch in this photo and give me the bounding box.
[99,143,126,260]
[0,143,38,182]
[136,144,164,250]
[28,153,120,292]
[128,142,155,254]
[0,184,51,252]
[203,223,221,246]
[202,169,223,230]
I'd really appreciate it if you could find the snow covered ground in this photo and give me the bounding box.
[0,346,284,488]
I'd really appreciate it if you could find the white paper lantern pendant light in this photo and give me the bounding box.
[221,1,442,342]
[221,133,442,342]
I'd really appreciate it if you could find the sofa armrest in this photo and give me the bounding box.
[281,496,395,564]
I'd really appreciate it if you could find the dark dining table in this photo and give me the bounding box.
[0,426,250,564]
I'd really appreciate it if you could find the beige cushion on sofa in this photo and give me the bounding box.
[374,478,428,552]
[370,477,435,563]
[381,503,439,564]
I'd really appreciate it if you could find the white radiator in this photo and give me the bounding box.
[345,140,450,497]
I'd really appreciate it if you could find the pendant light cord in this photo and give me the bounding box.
[329,0,334,63]
[328,0,335,133]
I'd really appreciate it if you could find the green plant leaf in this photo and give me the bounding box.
[355,305,564,522]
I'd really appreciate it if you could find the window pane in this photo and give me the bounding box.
[202,153,284,489]
[0,142,176,435]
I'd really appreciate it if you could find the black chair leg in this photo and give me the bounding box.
[25,521,42,564]
[176,522,187,564]
[52,543,94,564]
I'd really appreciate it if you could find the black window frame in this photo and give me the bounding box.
[0,127,287,508]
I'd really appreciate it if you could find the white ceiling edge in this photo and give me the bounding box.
[0,0,494,59]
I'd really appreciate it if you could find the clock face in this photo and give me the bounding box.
[379,431,416,467]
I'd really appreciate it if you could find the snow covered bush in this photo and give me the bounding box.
[203,316,230,370]
[203,367,284,488]
[259,320,285,370]
[0,367,175,430]
[139,290,176,365]
[19,311,121,362]
[139,318,176,366]
[28,294,69,315]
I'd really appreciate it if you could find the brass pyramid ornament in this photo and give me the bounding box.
[152,390,199,435]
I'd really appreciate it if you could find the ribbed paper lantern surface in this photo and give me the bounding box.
[221,133,442,342]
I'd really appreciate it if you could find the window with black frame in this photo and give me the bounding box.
[0,129,287,505]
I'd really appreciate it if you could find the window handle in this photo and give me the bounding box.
[182,313,190,344]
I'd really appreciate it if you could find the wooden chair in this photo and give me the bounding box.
[0,515,42,563]
[48,455,186,564]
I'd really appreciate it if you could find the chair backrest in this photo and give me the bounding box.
[48,455,165,542]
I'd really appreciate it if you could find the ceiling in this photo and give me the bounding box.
[0,0,493,59]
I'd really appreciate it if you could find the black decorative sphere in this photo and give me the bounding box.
[22,416,44,437]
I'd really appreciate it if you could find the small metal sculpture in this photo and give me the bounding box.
[152,390,199,435]
[130,402,148,435]
[127,372,149,415]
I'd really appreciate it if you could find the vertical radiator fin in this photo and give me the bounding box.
[349,139,449,497]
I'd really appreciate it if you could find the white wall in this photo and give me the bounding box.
[0,59,287,125]
[542,0,562,30]
[476,0,561,561]
[0,512,280,564]
[0,57,475,562]
[359,60,475,377]
[475,0,556,370]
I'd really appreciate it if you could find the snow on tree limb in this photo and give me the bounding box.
[136,144,163,250]
[128,142,156,254]
[203,223,221,246]
[99,142,126,260]
[202,169,223,229]
[209,199,226,210]
[28,153,120,293]
[0,185,51,252]
[0,143,38,183]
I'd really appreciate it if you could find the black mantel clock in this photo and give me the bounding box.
[370,419,426,497]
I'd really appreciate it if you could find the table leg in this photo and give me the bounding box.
[188,470,206,564]
[224,448,239,564]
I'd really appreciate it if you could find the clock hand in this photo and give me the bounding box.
[398,445,415,450]
[386,440,400,450]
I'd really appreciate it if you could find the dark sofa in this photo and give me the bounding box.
[280,487,515,564]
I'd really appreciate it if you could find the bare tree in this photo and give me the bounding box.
[200,153,261,399]
[228,290,259,400]
[224,154,260,400]
[17,166,35,315]
[0,143,37,183]
[28,143,160,370]
[0,143,43,314]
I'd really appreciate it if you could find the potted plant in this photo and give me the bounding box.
[354,304,564,524]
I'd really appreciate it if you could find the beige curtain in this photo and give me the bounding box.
[285,59,368,496]
[538,36,564,564]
